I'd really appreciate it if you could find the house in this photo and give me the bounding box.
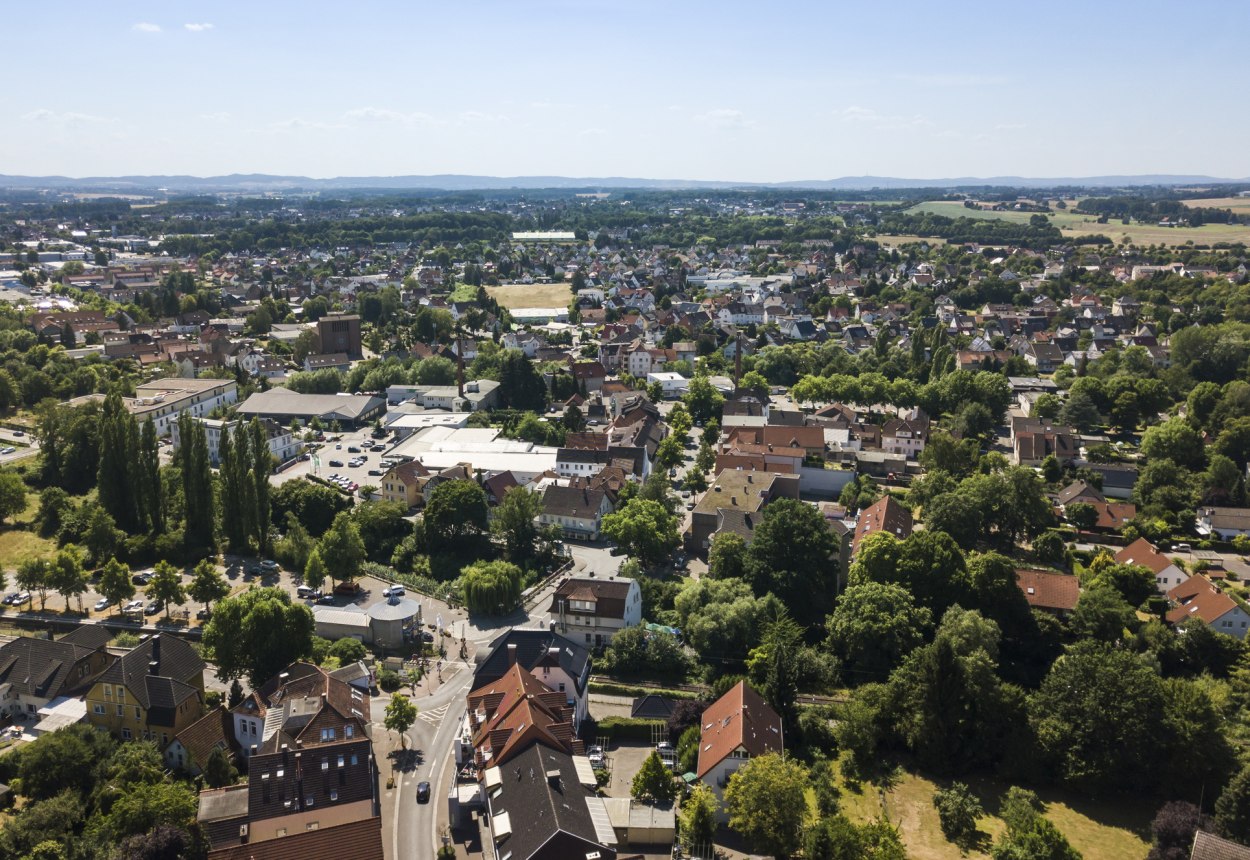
[1055,481,1104,507]
[1015,570,1080,616]
[696,681,783,819]
[569,361,607,393]
[303,353,351,373]
[687,470,801,553]
[1082,501,1137,531]
[1197,506,1250,540]
[1078,462,1138,500]
[0,626,113,724]
[1191,830,1250,860]
[630,695,677,721]
[235,389,386,429]
[84,633,206,748]
[851,495,914,557]
[230,662,371,760]
[479,742,617,860]
[165,705,238,777]
[123,377,240,436]
[203,817,384,860]
[473,630,591,729]
[548,575,642,648]
[538,484,612,540]
[459,663,580,771]
[880,415,928,459]
[316,313,362,360]
[172,417,302,467]
[1116,537,1188,593]
[1167,576,1250,639]
[1012,419,1078,466]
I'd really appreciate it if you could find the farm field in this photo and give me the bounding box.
[874,234,948,247]
[905,200,1250,246]
[836,763,1150,860]
[1182,196,1250,215]
[485,282,574,309]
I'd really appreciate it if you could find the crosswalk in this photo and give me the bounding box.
[418,704,450,726]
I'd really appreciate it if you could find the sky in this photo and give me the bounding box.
[3,0,1248,182]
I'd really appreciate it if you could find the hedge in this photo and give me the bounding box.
[594,716,664,740]
[589,681,702,700]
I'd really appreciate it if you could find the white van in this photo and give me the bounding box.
[297,585,321,599]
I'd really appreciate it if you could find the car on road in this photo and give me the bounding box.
[1173,542,1192,552]
[259,560,279,573]
[297,585,322,599]
[370,444,386,452]
[94,597,112,612]
[12,430,23,437]
[382,585,406,598]
[416,781,431,803]
[368,468,384,476]
[144,601,162,616]
[347,446,361,453]
[0,447,15,455]
[316,594,336,605]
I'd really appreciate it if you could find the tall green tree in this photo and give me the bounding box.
[49,546,88,612]
[147,560,185,616]
[723,753,808,859]
[460,561,524,615]
[384,693,418,749]
[423,479,489,553]
[601,498,680,567]
[827,582,933,682]
[249,418,271,553]
[178,412,215,552]
[303,547,328,591]
[317,512,366,585]
[137,419,163,532]
[98,557,136,611]
[631,751,678,803]
[491,486,542,561]
[97,392,139,532]
[0,469,27,524]
[202,587,315,686]
[188,559,230,614]
[680,783,717,853]
[743,498,838,626]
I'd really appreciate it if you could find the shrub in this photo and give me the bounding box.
[378,670,401,693]
[933,782,983,846]
[594,716,664,740]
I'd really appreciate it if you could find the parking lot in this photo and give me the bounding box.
[272,424,402,497]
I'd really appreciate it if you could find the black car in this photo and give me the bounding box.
[144,601,162,616]
[416,781,431,803]
[328,460,344,467]
[132,572,154,585]
[348,446,361,453]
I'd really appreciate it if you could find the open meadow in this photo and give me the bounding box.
[484,282,575,309]
[904,199,1250,246]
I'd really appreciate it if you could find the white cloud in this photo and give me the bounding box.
[836,105,931,130]
[22,109,114,125]
[457,110,505,123]
[343,107,441,126]
[268,117,346,132]
[577,127,607,137]
[184,22,214,32]
[132,22,161,33]
[692,108,755,129]
[199,112,231,122]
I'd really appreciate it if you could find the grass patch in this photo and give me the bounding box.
[0,496,55,564]
[835,758,1150,860]
[485,282,575,309]
[449,283,479,302]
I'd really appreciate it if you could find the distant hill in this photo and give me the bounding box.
[0,172,1245,193]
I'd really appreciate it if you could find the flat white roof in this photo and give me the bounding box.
[312,606,371,628]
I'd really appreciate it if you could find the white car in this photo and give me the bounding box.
[123,599,144,613]
[382,585,405,598]
[0,447,14,455]
[94,597,112,612]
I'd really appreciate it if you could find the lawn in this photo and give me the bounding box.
[835,761,1150,860]
[874,234,948,248]
[904,200,1250,247]
[485,282,574,309]
[0,495,55,566]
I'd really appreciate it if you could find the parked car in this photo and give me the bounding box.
[196,608,211,620]
[370,444,386,452]
[11,592,31,607]
[417,781,431,803]
[328,460,344,468]
[1,593,19,605]
[144,601,162,616]
[382,585,405,598]
[368,468,384,476]
[420,630,435,642]
[123,599,144,613]
[587,745,604,766]
[297,585,322,599]
[12,430,23,437]
[94,597,112,612]
[334,581,362,596]
[259,560,279,573]
[132,571,154,585]
[0,447,15,455]
[347,446,361,453]
[316,594,336,605]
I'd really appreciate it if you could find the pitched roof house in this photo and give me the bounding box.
[1167,576,1250,639]
[696,681,783,818]
[230,662,371,760]
[462,663,580,771]
[1116,538,1186,593]
[473,630,592,729]
[1015,569,1080,615]
[0,626,113,722]
[84,632,206,748]
[851,495,914,556]
[548,575,642,648]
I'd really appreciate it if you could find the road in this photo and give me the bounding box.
[0,428,38,464]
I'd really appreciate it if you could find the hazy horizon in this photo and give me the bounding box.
[5,0,1248,181]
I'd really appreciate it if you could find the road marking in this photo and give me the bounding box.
[418,704,449,725]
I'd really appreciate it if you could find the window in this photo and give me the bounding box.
[351,754,358,766]
[104,685,112,699]
[305,796,314,808]
[330,790,338,801]
[274,829,286,838]
[135,707,141,720]
[337,755,345,768]
[306,822,319,831]
[321,757,329,771]
[93,704,105,715]
[122,728,132,739]
[118,689,125,703]
[115,704,123,716]
[320,728,336,742]
[345,724,353,739]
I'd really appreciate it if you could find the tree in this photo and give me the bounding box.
[83,503,122,566]
[491,486,541,561]
[680,783,717,853]
[460,560,524,615]
[708,532,746,580]
[1217,763,1250,845]
[384,693,418,748]
[147,561,185,616]
[933,783,983,847]
[991,789,1081,860]
[18,723,116,800]
[303,547,328,591]
[683,375,725,424]
[655,435,684,471]
[202,587,315,686]
[1141,417,1207,471]
[329,637,368,664]
[723,753,808,859]
[178,412,215,552]
[423,479,489,553]
[601,498,680,567]
[49,546,88,612]
[188,559,230,614]
[317,512,366,585]
[674,577,782,664]
[1030,640,1164,792]
[202,746,237,788]
[97,392,140,532]
[16,557,51,611]
[98,557,136,611]
[496,349,547,411]
[0,469,27,523]
[1070,585,1137,643]
[1147,801,1205,860]
[827,582,933,682]
[1059,389,1102,433]
[631,750,677,803]
[34,486,71,537]
[744,498,838,626]
[1065,502,1099,531]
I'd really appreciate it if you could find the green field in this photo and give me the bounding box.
[837,764,1150,860]
[904,200,1250,246]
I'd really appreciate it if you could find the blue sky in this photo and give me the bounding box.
[3,0,1247,181]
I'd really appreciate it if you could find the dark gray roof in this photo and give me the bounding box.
[0,632,109,700]
[247,738,375,825]
[96,633,204,712]
[630,695,677,720]
[476,629,590,697]
[486,743,616,860]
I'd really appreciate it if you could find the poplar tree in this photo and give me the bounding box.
[97,392,138,532]
[249,419,271,554]
[139,419,163,532]
[179,413,215,552]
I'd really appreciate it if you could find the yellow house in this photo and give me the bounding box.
[85,633,206,748]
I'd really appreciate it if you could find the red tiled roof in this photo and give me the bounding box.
[1015,569,1080,612]
[1115,537,1175,574]
[696,681,782,779]
[852,495,914,555]
[1166,575,1239,627]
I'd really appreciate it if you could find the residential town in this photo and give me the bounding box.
[2,181,1250,860]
